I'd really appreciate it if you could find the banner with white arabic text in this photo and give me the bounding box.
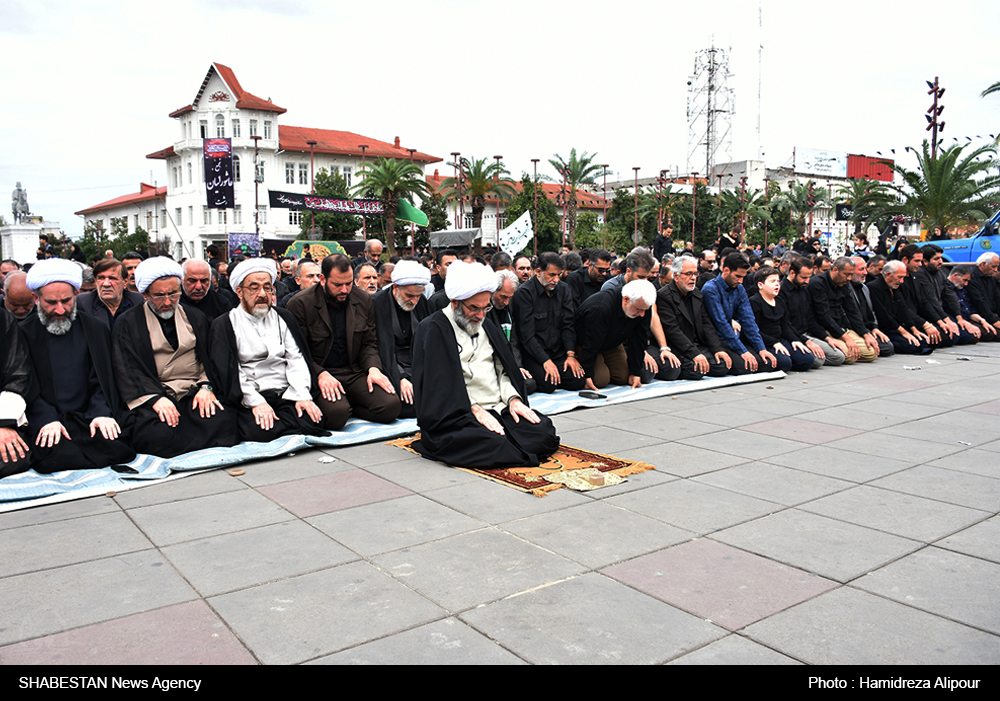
[498,210,533,256]
[203,138,235,208]
[268,190,384,215]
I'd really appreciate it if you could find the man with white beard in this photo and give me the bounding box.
[209,258,325,443]
[19,258,136,472]
[410,261,559,469]
[112,257,236,457]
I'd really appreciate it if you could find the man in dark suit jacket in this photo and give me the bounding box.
[286,253,400,430]
[656,256,733,380]
[75,258,144,332]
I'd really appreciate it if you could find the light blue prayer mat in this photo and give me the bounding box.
[0,371,784,512]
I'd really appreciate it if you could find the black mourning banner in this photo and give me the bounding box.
[203,138,235,209]
[268,190,384,215]
[835,203,855,221]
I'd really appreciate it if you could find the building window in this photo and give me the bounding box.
[187,162,193,185]
[464,214,474,229]
[215,114,225,138]
[219,209,227,225]
[188,206,194,226]
[234,205,242,225]
[234,156,240,182]
[299,163,308,185]
[199,120,208,138]
[146,211,153,230]
[257,206,267,225]
[285,163,295,184]
[134,214,140,230]
[232,119,240,138]
[175,207,182,226]
[249,119,258,137]
[256,162,264,183]
[289,210,302,226]
[161,209,167,229]
[263,121,272,139]
[343,166,352,187]
[203,207,211,225]
[172,166,179,188]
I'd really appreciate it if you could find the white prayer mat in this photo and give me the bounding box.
[0,371,784,512]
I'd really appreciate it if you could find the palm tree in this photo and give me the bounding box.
[834,177,896,239]
[547,148,603,249]
[982,81,1000,97]
[440,157,515,253]
[352,157,430,257]
[770,180,831,237]
[879,140,999,236]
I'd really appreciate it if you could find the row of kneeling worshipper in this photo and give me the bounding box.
[5,243,992,477]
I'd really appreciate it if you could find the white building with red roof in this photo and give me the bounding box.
[77,63,441,260]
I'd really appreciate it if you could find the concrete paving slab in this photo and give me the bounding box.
[207,560,446,665]
[0,510,152,577]
[855,546,1000,635]
[230,448,353,487]
[868,465,1000,512]
[0,494,120,529]
[112,469,246,509]
[923,448,1000,479]
[740,417,865,444]
[743,587,1000,665]
[160,520,358,596]
[798,484,990,542]
[556,425,667,454]
[369,527,586,612]
[678,428,813,461]
[668,633,801,665]
[459,572,727,665]
[126,488,295,547]
[606,480,781,535]
[359,452,482,493]
[0,550,197,646]
[878,411,1000,447]
[0,600,255,665]
[256,468,413,518]
[614,441,749,478]
[501,501,693,568]
[766,444,914,483]
[602,539,838,630]
[711,509,921,583]
[420,476,590,524]
[308,617,526,665]
[692,462,853,506]
[936,516,1000,564]
[306,493,485,557]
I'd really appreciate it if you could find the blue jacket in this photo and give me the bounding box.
[701,275,765,354]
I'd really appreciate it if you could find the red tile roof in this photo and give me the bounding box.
[279,126,440,164]
[425,173,608,209]
[75,183,167,216]
[168,63,286,118]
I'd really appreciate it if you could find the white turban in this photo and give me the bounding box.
[134,256,183,294]
[445,261,497,301]
[25,258,83,292]
[230,258,277,289]
[391,260,430,287]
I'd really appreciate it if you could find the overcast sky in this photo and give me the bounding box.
[3,0,997,236]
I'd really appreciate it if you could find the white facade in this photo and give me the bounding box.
[79,63,440,261]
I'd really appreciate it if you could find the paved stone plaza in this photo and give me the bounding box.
[0,346,997,666]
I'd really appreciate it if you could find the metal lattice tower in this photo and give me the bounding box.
[686,46,734,177]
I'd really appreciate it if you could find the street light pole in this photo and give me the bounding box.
[531,158,539,256]
[359,144,369,239]
[251,135,262,240]
[632,167,640,245]
[307,139,317,237]
[690,172,699,245]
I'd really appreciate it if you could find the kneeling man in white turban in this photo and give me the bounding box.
[209,258,326,443]
[411,261,559,469]
[112,257,237,457]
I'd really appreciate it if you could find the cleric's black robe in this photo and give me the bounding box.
[411,311,559,469]
[181,288,235,324]
[208,306,327,443]
[112,304,237,457]
[20,312,136,472]
[0,309,32,477]
[372,286,430,418]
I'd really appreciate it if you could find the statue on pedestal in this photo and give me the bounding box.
[11,182,29,224]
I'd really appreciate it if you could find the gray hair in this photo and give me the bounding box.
[976,251,999,266]
[621,279,656,306]
[883,260,906,276]
[496,268,519,291]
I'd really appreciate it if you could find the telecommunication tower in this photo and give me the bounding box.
[686,46,735,177]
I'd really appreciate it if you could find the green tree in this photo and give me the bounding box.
[770,180,831,237]
[79,220,105,262]
[834,177,897,239]
[880,140,1000,236]
[298,168,361,240]
[352,157,430,257]
[414,190,450,251]
[104,218,150,260]
[547,148,603,249]
[440,157,516,254]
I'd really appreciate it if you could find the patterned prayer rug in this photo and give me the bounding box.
[387,436,654,497]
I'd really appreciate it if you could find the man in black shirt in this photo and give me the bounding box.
[564,248,612,308]
[576,280,659,389]
[511,252,585,393]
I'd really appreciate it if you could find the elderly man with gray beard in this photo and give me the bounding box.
[209,259,325,443]
[411,261,558,469]
[112,257,236,457]
[17,259,135,473]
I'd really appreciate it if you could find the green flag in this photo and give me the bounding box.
[396,198,429,227]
